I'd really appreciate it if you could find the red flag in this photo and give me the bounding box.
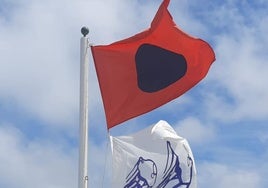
[91,0,215,129]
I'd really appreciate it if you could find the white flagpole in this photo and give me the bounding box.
[79,27,89,188]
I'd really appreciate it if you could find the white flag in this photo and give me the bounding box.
[110,120,197,188]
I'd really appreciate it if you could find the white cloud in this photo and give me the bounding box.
[0,123,77,188]
[0,121,115,188]
[198,162,261,188]
[0,0,82,128]
[174,117,216,145]
[202,2,268,123]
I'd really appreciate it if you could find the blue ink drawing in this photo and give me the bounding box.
[124,157,157,188]
[124,141,193,188]
[157,141,193,188]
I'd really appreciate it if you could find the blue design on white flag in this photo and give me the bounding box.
[157,141,193,188]
[124,157,157,188]
[124,141,193,188]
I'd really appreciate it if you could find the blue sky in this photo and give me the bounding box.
[0,0,268,187]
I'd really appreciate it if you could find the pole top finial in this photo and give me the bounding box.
[81,27,89,37]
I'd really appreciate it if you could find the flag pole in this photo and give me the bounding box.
[78,27,89,188]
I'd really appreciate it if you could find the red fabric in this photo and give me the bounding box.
[91,0,215,129]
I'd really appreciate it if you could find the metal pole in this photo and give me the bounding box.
[78,27,89,188]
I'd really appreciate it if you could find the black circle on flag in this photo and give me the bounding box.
[135,44,187,93]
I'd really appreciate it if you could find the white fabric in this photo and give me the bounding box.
[110,120,197,188]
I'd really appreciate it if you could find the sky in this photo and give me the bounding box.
[0,0,268,187]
